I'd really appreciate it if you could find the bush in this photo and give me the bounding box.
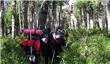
[60,29,110,64]
[1,36,29,64]
[1,29,110,64]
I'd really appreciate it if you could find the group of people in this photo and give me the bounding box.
[19,26,68,64]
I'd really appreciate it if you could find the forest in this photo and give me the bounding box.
[0,0,110,64]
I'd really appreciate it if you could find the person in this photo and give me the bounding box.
[42,28,52,64]
[48,26,67,64]
[20,28,46,63]
[55,26,66,37]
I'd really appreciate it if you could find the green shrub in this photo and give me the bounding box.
[1,36,29,64]
[60,29,110,64]
[1,29,110,64]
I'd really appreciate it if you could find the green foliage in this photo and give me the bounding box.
[1,29,110,64]
[60,29,110,64]
[4,4,13,27]
[1,36,29,64]
[75,0,103,22]
[75,8,81,22]
[4,1,20,27]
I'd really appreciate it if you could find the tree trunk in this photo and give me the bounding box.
[47,1,53,29]
[98,17,103,30]
[14,1,20,36]
[52,1,57,31]
[96,15,100,29]
[55,4,60,29]
[0,1,3,36]
[34,1,39,28]
[106,0,110,35]
[12,15,14,38]
[0,1,5,36]
[0,3,2,36]
[87,13,90,29]
[59,3,61,26]
[89,18,93,29]
[38,1,48,29]
[84,8,87,28]
[11,1,16,38]
[80,8,85,28]
[18,1,22,33]
[23,1,29,28]
[32,2,35,28]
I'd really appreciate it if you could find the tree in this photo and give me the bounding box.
[12,1,16,38]
[23,1,29,28]
[0,1,5,36]
[106,0,110,35]
[0,1,3,36]
[38,1,49,29]
[13,1,20,36]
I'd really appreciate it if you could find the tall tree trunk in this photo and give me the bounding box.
[38,1,48,29]
[55,4,60,29]
[106,0,110,35]
[13,1,19,36]
[12,1,16,38]
[34,1,39,28]
[31,2,35,28]
[59,3,61,26]
[52,1,57,31]
[0,1,5,36]
[89,18,94,29]
[80,8,85,28]
[87,12,91,29]
[12,15,14,38]
[98,17,103,30]
[96,15,100,29]
[18,1,22,33]
[0,1,3,36]
[23,1,29,28]
[47,1,53,29]
[104,5,108,30]
[28,1,35,29]
[84,8,87,28]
